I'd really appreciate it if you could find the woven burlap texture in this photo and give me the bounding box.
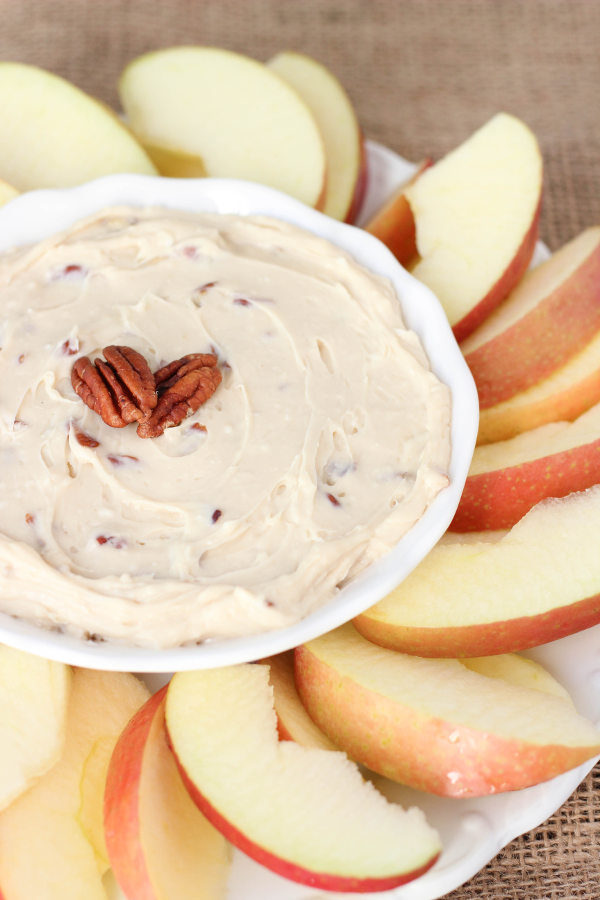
[0,1,599,897]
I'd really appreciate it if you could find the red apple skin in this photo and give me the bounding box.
[478,363,600,444]
[294,644,600,798]
[166,734,438,893]
[464,240,600,408]
[452,197,541,344]
[365,159,431,267]
[344,134,368,225]
[450,437,600,531]
[354,592,600,659]
[104,685,168,900]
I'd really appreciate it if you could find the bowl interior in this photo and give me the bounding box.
[0,160,478,670]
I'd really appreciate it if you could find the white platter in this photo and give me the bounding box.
[106,141,600,899]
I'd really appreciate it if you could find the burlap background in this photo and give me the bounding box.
[0,1,598,896]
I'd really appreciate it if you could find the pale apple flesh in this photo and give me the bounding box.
[165,665,440,892]
[0,178,18,205]
[267,51,366,222]
[450,200,540,344]
[0,647,70,812]
[364,159,432,267]
[120,47,327,209]
[104,685,230,900]
[405,113,543,342]
[478,329,600,444]
[462,228,600,407]
[295,624,600,798]
[0,62,156,190]
[355,485,600,657]
[0,669,149,900]
[264,652,338,749]
[452,401,600,530]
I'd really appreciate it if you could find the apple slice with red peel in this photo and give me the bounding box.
[165,664,440,892]
[295,624,600,798]
[105,686,230,900]
[265,652,338,750]
[462,227,600,407]
[0,646,70,812]
[119,47,327,209]
[0,669,149,900]
[364,159,432,267]
[451,400,600,531]
[0,178,17,205]
[0,63,156,190]
[405,113,542,342]
[478,330,600,444]
[355,485,600,657]
[267,51,366,223]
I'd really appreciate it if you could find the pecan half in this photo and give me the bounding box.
[154,353,218,388]
[71,345,157,429]
[137,358,221,438]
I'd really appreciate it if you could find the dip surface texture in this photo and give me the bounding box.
[0,208,450,647]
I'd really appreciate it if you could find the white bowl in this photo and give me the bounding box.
[0,173,478,671]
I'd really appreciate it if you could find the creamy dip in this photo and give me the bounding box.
[0,207,450,647]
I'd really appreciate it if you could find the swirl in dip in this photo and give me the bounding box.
[0,207,450,647]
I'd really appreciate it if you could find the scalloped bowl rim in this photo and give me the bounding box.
[0,173,478,671]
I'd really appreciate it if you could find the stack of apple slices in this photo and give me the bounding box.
[0,651,155,900]
[104,665,442,895]
[0,49,367,222]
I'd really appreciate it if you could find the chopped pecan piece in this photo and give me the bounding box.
[74,428,100,448]
[71,346,157,429]
[138,359,221,438]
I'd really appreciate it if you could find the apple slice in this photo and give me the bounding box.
[105,686,230,900]
[120,47,327,208]
[364,159,432,267]
[267,51,366,222]
[405,113,542,342]
[461,228,600,407]
[0,62,156,190]
[451,400,600,531]
[461,655,571,701]
[354,485,600,657]
[0,669,149,899]
[478,330,600,444]
[295,623,600,798]
[265,652,338,750]
[165,664,440,892]
[0,178,17,205]
[0,646,70,811]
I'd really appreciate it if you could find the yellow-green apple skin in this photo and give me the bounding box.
[294,624,600,798]
[165,664,441,892]
[462,228,600,408]
[267,51,367,223]
[0,179,18,205]
[405,113,542,342]
[364,159,432,267]
[104,685,230,900]
[354,485,600,657]
[477,329,600,444]
[0,62,156,190]
[451,401,600,530]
